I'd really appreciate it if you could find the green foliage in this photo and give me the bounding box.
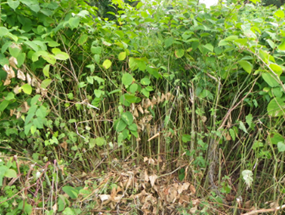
[1,0,285,212]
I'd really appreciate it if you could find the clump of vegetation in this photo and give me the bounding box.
[0,0,285,214]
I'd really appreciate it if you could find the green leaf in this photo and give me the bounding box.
[239,121,248,133]
[52,48,69,60]
[20,0,40,12]
[140,77,150,85]
[122,73,133,87]
[78,34,88,45]
[130,130,138,138]
[238,61,253,74]
[203,43,213,52]
[62,186,78,199]
[277,142,285,152]
[129,83,138,93]
[102,59,112,69]
[36,106,48,118]
[69,17,80,29]
[43,64,50,78]
[174,49,184,58]
[0,27,9,37]
[121,111,133,125]
[118,52,126,61]
[165,37,174,48]
[8,0,20,11]
[4,169,17,178]
[269,64,282,76]
[229,128,236,141]
[278,39,285,51]
[9,46,21,58]
[0,100,10,112]
[129,57,137,70]
[48,41,60,47]
[41,79,52,89]
[182,134,191,143]
[262,73,279,87]
[274,10,284,19]
[267,98,285,117]
[22,84,32,95]
[141,89,149,97]
[128,123,137,132]
[245,114,253,128]
[115,119,127,132]
[91,47,101,54]
[31,95,41,105]
[5,92,15,101]
[125,94,140,103]
[95,137,106,146]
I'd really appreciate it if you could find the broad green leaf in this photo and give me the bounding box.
[129,83,138,93]
[36,105,48,118]
[245,114,253,128]
[47,41,60,47]
[239,121,248,133]
[41,79,52,89]
[239,61,253,74]
[69,17,80,29]
[115,119,127,132]
[165,37,174,48]
[182,134,191,143]
[78,34,88,45]
[33,118,44,129]
[102,59,112,69]
[8,0,20,11]
[9,46,21,58]
[91,47,101,54]
[277,142,285,152]
[121,111,133,125]
[269,132,284,145]
[52,48,69,60]
[16,53,25,67]
[94,137,106,146]
[5,92,15,101]
[122,129,129,139]
[269,64,282,76]
[130,130,138,138]
[31,95,41,105]
[261,73,279,87]
[43,64,50,78]
[229,128,236,141]
[22,84,32,95]
[274,10,284,19]
[62,186,78,199]
[267,98,285,117]
[266,39,276,49]
[259,50,269,64]
[128,123,137,132]
[129,57,137,70]
[122,73,133,87]
[278,39,285,51]
[140,77,150,85]
[125,94,140,103]
[4,169,17,178]
[42,54,56,65]
[0,27,9,37]
[94,54,100,63]
[141,89,149,97]
[174,49,184,58]
[203,44,213,52]
[118,52,126,61]
[20,0,40,12]
[252,141,263,150]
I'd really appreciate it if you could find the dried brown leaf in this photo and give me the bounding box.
[149,175,157,187]
[17,70,26,81]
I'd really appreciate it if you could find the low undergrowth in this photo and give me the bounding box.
[1,0,285,214]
